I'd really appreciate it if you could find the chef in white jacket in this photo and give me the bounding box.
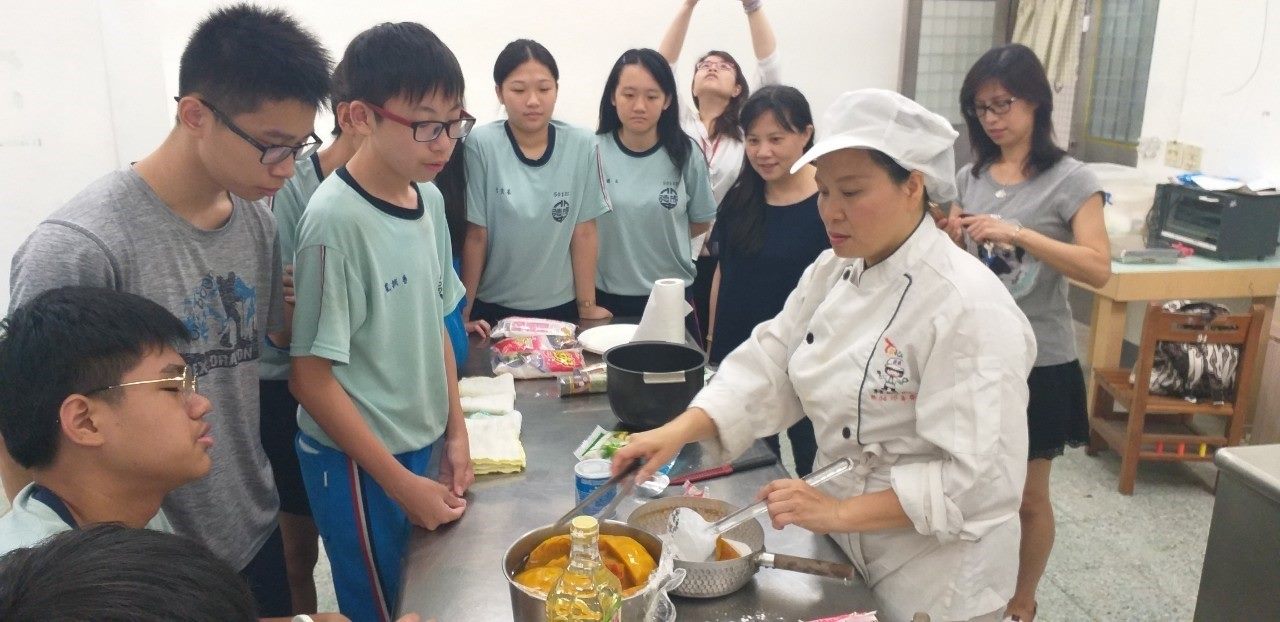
[613,89,1036,622]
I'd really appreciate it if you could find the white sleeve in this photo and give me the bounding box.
[756,50,781,87]
[889,300,1035,543]
[690,261,817,463]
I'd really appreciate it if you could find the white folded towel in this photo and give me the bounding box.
[465,410,525,474]
[458,373,516,415]
[458,374,515,398]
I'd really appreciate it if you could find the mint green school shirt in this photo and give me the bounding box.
[465,120,610,309]
[594,132,716,296]
[290,168,465,454]
[261,153,324,381]
[0,483,174,557]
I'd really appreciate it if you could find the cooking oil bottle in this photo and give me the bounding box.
[545,515,623,621]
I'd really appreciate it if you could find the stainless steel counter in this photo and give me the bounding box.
[396,339,878,621]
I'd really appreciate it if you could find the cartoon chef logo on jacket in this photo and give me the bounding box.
[870,337,916,401]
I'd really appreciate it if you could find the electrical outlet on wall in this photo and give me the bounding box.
[1165,140,1184,167]
[1180,143,1203,170]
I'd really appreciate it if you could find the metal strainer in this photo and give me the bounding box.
[628,497,856,598]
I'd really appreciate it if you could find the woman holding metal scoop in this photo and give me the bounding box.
[613,89,1036,622]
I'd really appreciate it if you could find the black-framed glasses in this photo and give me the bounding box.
[84,365,200,405]
[364,103,476,142]
[179,97,323,165]
[964,97,1018,119]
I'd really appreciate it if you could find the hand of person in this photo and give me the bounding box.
[960,214,1022,246]
[283,264,296,305]
[577,302,613,321]
[390,473,467,530]
[465,319,491,340]
[756,478,846,534]
[437,429,474,497]
[611,422,688,485]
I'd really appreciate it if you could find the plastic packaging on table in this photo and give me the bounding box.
[492,335,580,355]
[492,348,585,379]
[491,316,578,340]
[558,364,608,397]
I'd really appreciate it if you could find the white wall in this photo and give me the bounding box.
[1139,0,1280,182]
[0,0,907,311]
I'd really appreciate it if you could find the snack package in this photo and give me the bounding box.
[491,335,580,355]
[491,348,585,379]
[490,316,577,340]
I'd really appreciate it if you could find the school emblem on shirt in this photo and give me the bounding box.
[658,187,678,210]
[552,199,570,223]
[870,337,916,401]
[179,271,260,376]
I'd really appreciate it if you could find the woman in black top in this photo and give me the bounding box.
[707,85,827,475]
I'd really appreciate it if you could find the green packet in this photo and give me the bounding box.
[573,426,629,461]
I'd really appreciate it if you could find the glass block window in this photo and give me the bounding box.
[915,0,999,125]
[1087,0,1158,144]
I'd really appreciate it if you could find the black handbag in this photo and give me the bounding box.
[1139,300,1241,404]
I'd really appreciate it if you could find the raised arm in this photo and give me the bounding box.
[743,0,777,61]
[658,0,700,64]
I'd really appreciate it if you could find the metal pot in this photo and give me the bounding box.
[503,520,664,621]
[604,341,706,431]
[627,497,856,598]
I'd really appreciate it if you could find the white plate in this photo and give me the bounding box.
[578,323,639,355]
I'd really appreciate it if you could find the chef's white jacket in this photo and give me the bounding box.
[691,219,1036,622]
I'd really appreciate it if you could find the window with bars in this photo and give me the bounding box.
[1085,0,1158,144]
[914,0,1002,125]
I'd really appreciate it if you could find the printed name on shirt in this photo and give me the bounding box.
[494,186,513,196]
[384,273,410,293]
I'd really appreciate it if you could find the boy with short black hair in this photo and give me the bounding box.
[0,287,209,554]
[5,5,331,616]
[288,21,474,622]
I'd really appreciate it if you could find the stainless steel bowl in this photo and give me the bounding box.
[628,496,856,599]
[627,497,764,598]
[503,520,664,621]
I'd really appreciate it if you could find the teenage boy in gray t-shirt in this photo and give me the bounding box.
[4,6,331,617]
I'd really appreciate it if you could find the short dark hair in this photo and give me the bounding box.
[494,39,560,86]
[719,85,814,256]
[0,287,192,469]
[959,43,1066,178]
[0,525,257,622]
[596,48,691,172]
[341,22,464,111]
[329,58,353,137]
[178,4,331,117]
[692,50,750,142]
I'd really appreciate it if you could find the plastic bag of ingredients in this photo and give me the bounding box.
[490,316,577,340]
[491,348,585,379]
[491,334,580,355]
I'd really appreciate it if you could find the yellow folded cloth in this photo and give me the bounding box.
[466,410,525,474]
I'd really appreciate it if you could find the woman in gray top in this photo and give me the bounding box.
[946,44,1111,622]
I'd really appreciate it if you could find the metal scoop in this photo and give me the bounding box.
[665,457,855,562]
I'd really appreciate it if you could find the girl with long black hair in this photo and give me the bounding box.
[708,85,826,475]
[593,48,716,327]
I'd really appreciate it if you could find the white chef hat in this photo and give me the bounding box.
[791,89,959,204]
